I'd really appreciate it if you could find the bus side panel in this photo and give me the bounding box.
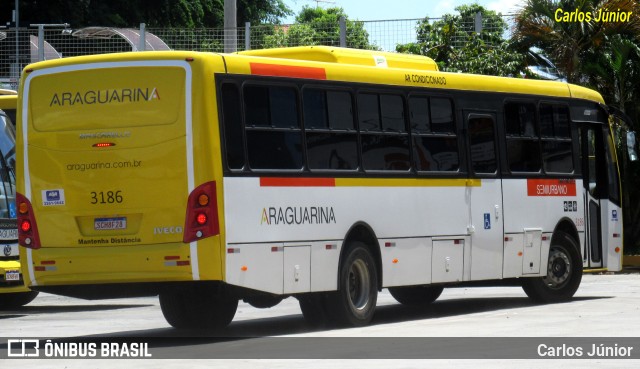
[222,176,469,293]
[502,178,584,277]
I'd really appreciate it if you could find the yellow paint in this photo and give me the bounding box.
[583,268,609,274]
[29,67,184,132]
[240,46,439,71]
[0,94,17,111]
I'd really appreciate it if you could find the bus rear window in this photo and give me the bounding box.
[29,67,186,131]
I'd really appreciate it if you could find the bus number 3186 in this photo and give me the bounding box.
[90,191,123,205]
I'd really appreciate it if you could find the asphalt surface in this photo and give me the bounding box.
[1,273,639,368]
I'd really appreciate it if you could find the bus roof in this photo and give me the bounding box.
[227,49,605,104]
[19,48,605,105]
[239,46,440,71]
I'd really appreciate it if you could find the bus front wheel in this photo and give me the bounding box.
[159,285,238,330]
[521,231,582,303]
[326,242,378,326]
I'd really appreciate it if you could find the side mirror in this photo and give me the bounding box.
[628,131,638,161]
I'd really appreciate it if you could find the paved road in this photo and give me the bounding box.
[1,273,639,368]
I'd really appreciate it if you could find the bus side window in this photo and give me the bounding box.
[430,97,455,133]
[540,103,573,173]
[505,102,541,173]
[357,93,381,131]
[220,83,246,170]
[304,89,358,170]
[244,84,303,170]
[468,116,497,174]
[410,96,459,172]
[359,92,410,171]
[409,96,430,132]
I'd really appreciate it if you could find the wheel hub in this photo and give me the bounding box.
[544,248,571,289]
[348,259,370,311]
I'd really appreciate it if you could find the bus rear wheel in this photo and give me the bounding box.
[326,242,378,326]
[298,293,330,327]
[389,285,444,305]
[159,285,238,330]
[521,231,582,303]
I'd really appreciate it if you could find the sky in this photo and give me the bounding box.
[282,0,524,23]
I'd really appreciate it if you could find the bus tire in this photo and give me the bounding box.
[521,231,582,303]
[326,242,378,326]
[297,293,330,327]
[159,286,238,330]
[0,291,39,309]
[244,294,283,309]
[388,285,444,305]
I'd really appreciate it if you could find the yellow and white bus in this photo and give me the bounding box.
[16,47,624,328]
[0,91,38,308]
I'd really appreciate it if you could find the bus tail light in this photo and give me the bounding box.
[183,181,219,243]
[16,193,41,249]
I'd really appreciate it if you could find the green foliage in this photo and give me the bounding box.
[583,35,640,114]
[513,0,640,84]
[238,0,292,25]
[2,0,292,28]
[396,4,527,77]
[262,6,376,49]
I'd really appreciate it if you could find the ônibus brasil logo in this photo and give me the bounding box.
[49,87,160,107]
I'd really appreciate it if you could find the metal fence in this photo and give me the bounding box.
[0,14,516,90]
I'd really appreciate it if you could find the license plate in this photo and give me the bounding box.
[5,270,19,281]
[94,217,127,231]
[0,228,17,240]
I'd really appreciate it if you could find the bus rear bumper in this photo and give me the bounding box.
[30,280,227,300]
[21,242,223,288]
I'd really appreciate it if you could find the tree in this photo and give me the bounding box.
[262,6,376,49]
[396,4,527,77]
[583,35,640,114]
[512,0,640,84]
[1,0,292,28]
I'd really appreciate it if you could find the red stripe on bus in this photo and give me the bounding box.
[260,177,336,187]
[250,63,327,80]
[527,179,577,196]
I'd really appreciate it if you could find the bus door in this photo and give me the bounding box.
[580,123,622,270]
[581,125,603,268]
[465,112,504,280]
